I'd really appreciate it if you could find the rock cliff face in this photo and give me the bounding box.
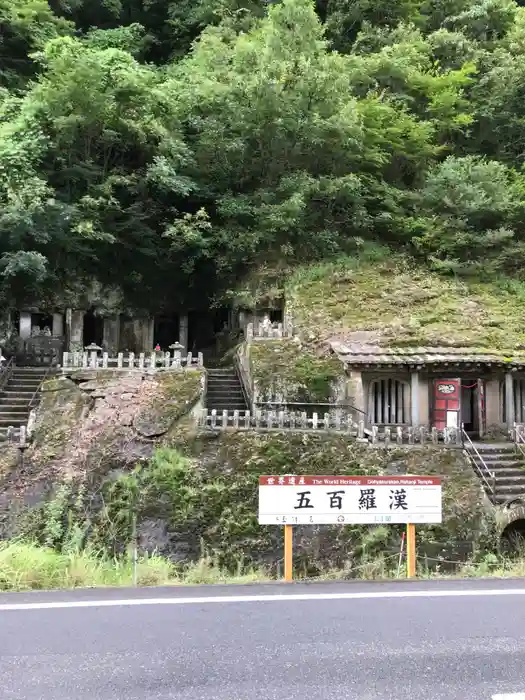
[0,369,203,537]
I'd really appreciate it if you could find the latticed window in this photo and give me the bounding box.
[502,378,525,423]
[368,379,409,424]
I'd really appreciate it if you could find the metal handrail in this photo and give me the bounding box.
[28,364,52,411]
[461,425,495,496]
[254,401,367,413]
[513,422,525,459]
[0,356,15,393]
[234,346,254,411]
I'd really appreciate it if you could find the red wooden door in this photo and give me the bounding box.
[433,379,461,430]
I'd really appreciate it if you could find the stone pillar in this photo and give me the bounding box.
[52,313,64,337]
[131,317,154,353]
[103,315,120,355]
[505,371,515,427]
[68,310,84,351]
[346,370,365,416]
[485,378,501,427]
[19,311,32,339]
[145,317,154,351]
[179,314,188,353]
[411,370,420,427]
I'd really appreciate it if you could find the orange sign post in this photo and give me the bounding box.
[406,523,416,578]
[284,524,293,582]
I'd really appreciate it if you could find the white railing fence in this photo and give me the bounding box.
[246,320,294,341]
[197,410,463,444]
[62,350,203,371]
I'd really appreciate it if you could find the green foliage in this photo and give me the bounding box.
[0,0,525,310]
[285,249,525,348]
[411,155,525,274]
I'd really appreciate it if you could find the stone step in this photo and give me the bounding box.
[10,365,51,371]
[471,444,515,454]
[207,390,246,399]
[207,378,241,386]
[207,370,238,377]
[494,485,525,496]
[11,370,48,378]
[1,391,34,399]
[476,454,523,462]
[6,382,42,391]
[479,468,525,476]
[0,396,31,406]
[0,404,30,414]
[0,415,28,427]
[495,476,525,486]
[471,458,525,468]
[206,401,247,412]
[488,469,525,478]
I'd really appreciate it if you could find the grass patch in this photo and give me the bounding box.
[0,541,267,591]
[286,249,525,350]
[5,540,525,591]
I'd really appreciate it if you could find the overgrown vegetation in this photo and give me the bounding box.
[3,0,525,586]
[249,341,341,401]
[286,245,525,349]
[10,433,495,576]
[0,542,266,591]
[3,0,525,314]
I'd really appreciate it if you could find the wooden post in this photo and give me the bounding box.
[406,523,416,578]
[284,524,293,582]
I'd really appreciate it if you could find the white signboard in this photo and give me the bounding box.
[258,475,442,525]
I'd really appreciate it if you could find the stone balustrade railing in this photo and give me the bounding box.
[198,408,360,432]
[62,350,204,371]
[246,319,294,341]
[369,425,462,446]
[197,410,463,445]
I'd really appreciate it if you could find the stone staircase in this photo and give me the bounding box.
[206,367,248,415]
[465,441,525,505]
[0,367,49,443]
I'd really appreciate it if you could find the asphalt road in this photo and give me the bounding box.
[1,579,525,700]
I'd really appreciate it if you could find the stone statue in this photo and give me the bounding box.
[261,314,272,331]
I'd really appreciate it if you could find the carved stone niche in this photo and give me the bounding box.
[20,336,64,367]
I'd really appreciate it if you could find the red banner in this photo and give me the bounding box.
[259,475,442,486]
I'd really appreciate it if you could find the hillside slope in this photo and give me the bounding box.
[286,250,525,350]
[247,247,525,400]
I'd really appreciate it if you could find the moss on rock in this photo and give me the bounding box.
[286,251,525,350]
[114,431,491,574]
[249,340,341,402]
[134,371,202,438]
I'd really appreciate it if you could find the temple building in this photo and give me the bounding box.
[330,342,525,438]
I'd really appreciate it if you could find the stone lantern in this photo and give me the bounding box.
[169,342,184,368]
[84,342,102,369]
